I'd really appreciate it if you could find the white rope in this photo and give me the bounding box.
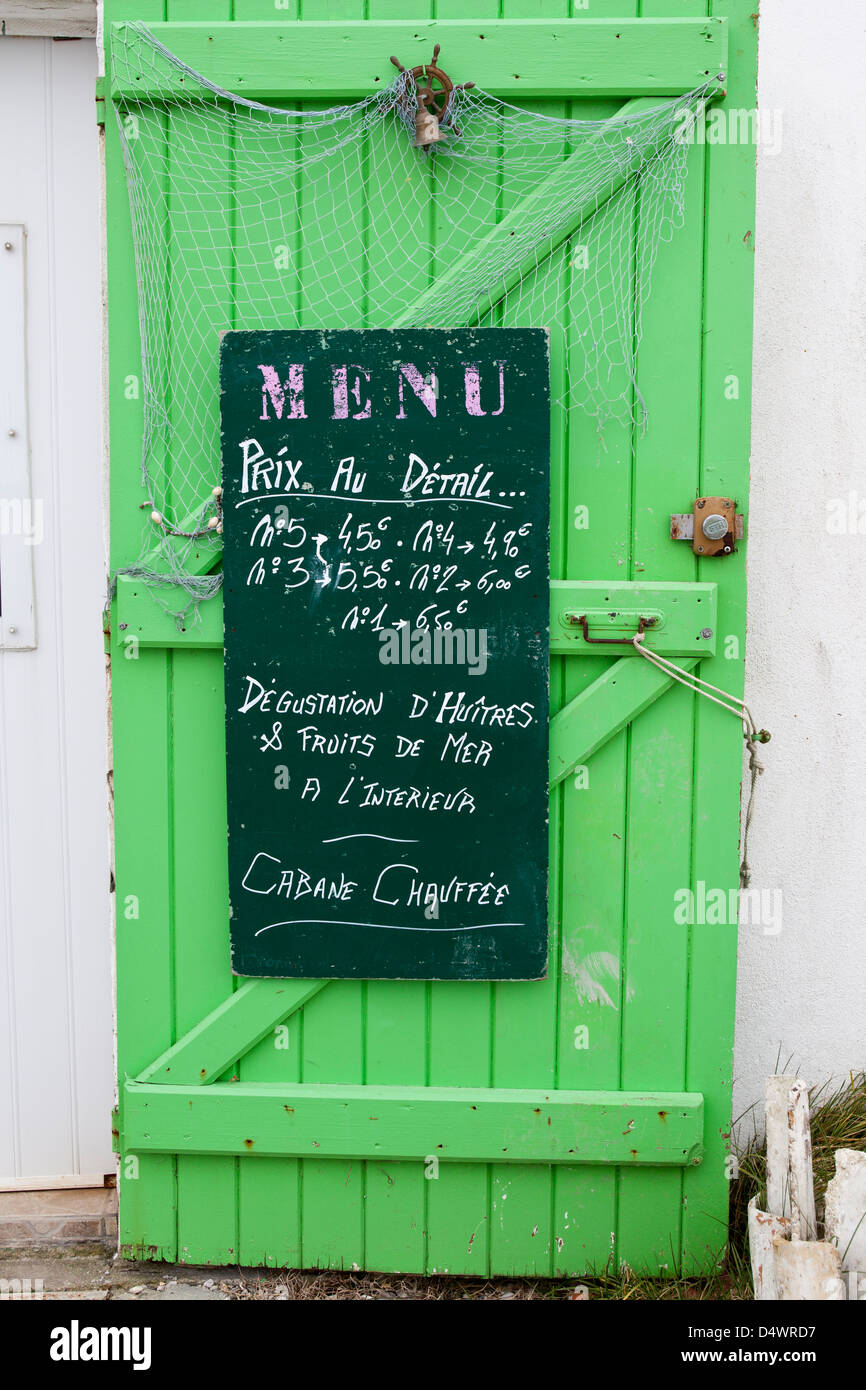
[632,632,760,736]
[632,632,769,888]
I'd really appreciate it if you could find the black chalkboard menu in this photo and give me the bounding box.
[220,329,550,980]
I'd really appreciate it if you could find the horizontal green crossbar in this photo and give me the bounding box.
[115,577,716,659]
[121,1079,703,1166]
[549,580,715,657]
[110,19,728,101]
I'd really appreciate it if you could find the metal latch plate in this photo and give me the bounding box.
[670,497,744,554]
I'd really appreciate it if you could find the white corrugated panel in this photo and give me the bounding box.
[0,36,113,1184]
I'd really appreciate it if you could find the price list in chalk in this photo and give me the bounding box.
[220,328,550,980]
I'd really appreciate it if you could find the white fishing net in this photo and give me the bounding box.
[110,21,721,617]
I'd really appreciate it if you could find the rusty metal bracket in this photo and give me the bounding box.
[569,614,658,645]
[670,497,745,554]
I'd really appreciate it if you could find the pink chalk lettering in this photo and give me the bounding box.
[464,362,506,417]
[331,365,372,420]
[396,363,438,419]
[258,363,307,421]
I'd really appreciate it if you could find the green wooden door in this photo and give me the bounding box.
[106,1,756,1276]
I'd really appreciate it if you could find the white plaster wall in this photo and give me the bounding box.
[735,0,866,1128]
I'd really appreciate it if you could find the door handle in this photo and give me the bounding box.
[569,614,658,645]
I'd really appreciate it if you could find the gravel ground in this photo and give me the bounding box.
[0,1244,744,1300]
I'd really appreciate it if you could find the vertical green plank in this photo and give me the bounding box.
[363,974,427,1273]
[552,0,637,1280]
[172,650,238,1263]
[683,0,756,1273]
[363,990,428,1272]
[112,647,177,1257]
[291,0,369,331]
[361,0,433,1277]
[299,984,365,1271]
[106,0,176,1261]
[423,0,501,1280]
[555,730,623,1275]
[615,0,707,1276]
[295,0,367,1274]
[233,0,305,1272]
[232,0,300,334]
[238,1005,304,1269]
[164,0,233,526]
[164,0,238,1268]
[105,0,165,570]
[426,1009,492,1277]
[487,0,568,1279]
[365,0,432,330]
